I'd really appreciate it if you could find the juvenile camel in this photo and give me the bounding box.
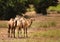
[20,17,35,37]
[8,18,16,38]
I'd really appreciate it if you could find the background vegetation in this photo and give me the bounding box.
[0,0,59,20]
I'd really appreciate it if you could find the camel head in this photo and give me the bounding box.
[27,18,35,27]
[30,18,35,21]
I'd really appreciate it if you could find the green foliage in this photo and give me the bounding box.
[27,5,35,12]
[0,0,28,20]
[0,0,58,20]
[48,4,60,11]
[34,0,58,15]
[33,0,40,5]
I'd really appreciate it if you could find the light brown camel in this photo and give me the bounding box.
[20,17,35,37]
[13,15,35,38]
[8,18,16,38]
[14,15,23,38]
[15,18,22,37]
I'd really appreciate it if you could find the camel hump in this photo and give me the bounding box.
[8,18,14,23]
[10,18,14,21]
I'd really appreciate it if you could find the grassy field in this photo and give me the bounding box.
[0,14,60,42]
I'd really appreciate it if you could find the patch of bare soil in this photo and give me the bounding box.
[0,28,8,40]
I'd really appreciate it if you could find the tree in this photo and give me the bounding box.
[0,0,58,20]
[0,0,27,20]
[34,0,58,15]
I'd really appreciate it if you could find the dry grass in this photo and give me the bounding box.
[0,21,8,28]
[0,13,60,42]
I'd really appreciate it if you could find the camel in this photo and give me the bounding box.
[13,15,23,37]
[20,17,35,37]
[14,16,34,37]
[10,15,35,38]
[8,18,16,38]
[15,18,22,37]
[8,15,22,38]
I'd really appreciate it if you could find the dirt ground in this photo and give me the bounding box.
[0,28,8,39]
[0,13,60,42]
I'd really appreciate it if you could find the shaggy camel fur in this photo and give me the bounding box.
[8,18,16,38]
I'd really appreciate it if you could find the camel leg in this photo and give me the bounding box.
[17,27,22,38]
[14,29,15,38]
[11,28,15,38]
[11,28,13,38]
[19,28,22,37]
[13,27,15,38]
[26,28,28,37]
[20,29,22,37]
[23,28,25,37]
[24,28,28,37]
[18,28,20,38]
[8,25,10,37]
